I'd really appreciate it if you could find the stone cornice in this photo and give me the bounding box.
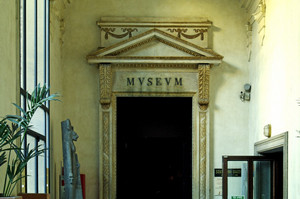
[88,56,222,64]
[97,17,212,28]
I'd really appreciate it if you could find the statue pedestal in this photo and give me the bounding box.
[18,194,49,199]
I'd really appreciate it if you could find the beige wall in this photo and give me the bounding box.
[0,0,19,195]
[248,0,300,197]
[49,1,65,199]
[0,1,19,119]
[57,0,249,198]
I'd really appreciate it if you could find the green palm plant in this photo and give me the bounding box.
[0,84,59,197]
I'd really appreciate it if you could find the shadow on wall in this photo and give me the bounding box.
[208,25,221,49]
[208,60,238,192]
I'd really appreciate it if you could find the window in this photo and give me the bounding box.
[20,0,50,193]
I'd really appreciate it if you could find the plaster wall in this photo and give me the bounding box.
[0,0,19,122]
[56,0,249,198]
[49,1,66,198]
[248,0,300,197]
[0,0,19,195]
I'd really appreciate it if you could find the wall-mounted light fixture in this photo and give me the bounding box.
[263,124,271,138]
[240,83,251,102]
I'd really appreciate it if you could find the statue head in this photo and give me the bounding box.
[62,119,79,141]
[70,126,79,141]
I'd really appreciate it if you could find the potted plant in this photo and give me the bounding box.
[0,84,59,198]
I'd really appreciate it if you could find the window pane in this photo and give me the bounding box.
[227,161,248,199]
[45,112,50,193]
[20,0,25,90]
[30,107,46,136]
[46,112,49,165]
[38,140,46,193]
[20,1,24,89]
[26,0,36,92]
[253,161,272,199]
[27,135,37,193]
[21,94,25,110]
[37,0,45,85]
[45,0,49,89]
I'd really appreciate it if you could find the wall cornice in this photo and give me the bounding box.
[240,0,266,61]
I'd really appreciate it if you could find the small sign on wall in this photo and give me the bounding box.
[214,169,242,177]
[231,196,244,199]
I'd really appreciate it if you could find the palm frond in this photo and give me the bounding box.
[0,152,6,167]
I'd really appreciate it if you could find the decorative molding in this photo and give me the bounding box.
[87,28,223,65]
[252,0,266,46]
[99,65,212,199]
[199,109,207,198]
[246,22,253,61]
[198,65,210,106]
[97,17,212,48]
[167,28,208,40]
[90,29,220,57]
[97,17,212,28]
[101,28,138,40]
[113,63,198,69]
[156,37,203,56]
[242,0,266,61]
[107,36,202,57]
[107,36,155,56]
[240,0,254,12]
[194,29,208,40]
[102,111,110,199]
[89,56,222,65]
[99,64,112,109]
[167,28,188,38]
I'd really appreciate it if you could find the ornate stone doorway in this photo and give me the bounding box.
[86,18,223,199]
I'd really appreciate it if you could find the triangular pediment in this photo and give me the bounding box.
[87,29,223,64]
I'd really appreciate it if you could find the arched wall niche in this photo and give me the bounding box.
[86,17,223,199]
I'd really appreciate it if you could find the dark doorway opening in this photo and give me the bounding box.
[117,97,192,199]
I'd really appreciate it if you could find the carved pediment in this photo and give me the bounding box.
[87,29,223,64]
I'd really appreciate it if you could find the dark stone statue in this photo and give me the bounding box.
[61,119,83,199]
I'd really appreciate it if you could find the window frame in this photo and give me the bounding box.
[20,0,50,193]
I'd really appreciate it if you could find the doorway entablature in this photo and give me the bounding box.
[87,18,223,199]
